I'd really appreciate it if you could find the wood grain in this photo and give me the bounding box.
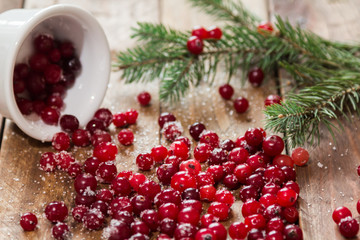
[273,0,360,239]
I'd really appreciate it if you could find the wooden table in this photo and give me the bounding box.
[1,0,360,239]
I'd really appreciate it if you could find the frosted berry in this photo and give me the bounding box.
[83,208,105,230]
[234,96,249,113]
[39,152,57,172]
[72,205,88,222]
[75,193,96,207]
[207,26,222,40]
[111,177,131,196]
[93,142,118,162]
[93,108,113,127]
[248,67,264,87]
[292,147,309,166]
[125,108,138,125]
[113,112,127,127]
[218,83,234,100]
[72,129,91,147]
[55,151,75,171]
[158,112,176,128]
[96,161,117,183]
[189,122,206,141]
[74,173,97,195]
[20,212,38,231]
[136,153,154,171]
[118,129,134,146]
[163,121,183,142]
[45,201,68,223]
[86,119,106,134]
[52,222,70,240]
[131,221,150,235]
[91,130,111,146]
[137,91,151,106]
[174,223,198,239]
[59,114,79,132]
[187,36,203,55]
[192,26,208,39]
[52,132,70,151]
[207,202,230,221]
[332,206,352,224]
[265,94,282,106]
[96,189,114,203]
[199,130,219,148]
[67,162,82,178]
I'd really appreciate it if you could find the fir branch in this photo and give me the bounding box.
[188,0,259,27]
[264,73,360,147]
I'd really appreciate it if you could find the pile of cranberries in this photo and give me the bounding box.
[20,105,312,240]
[14,34,82,125]
[187,26,222,55]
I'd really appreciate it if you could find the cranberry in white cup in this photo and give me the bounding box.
[0,4,110,142]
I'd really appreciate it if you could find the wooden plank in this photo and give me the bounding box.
[272,0,360,239]
[160,0,274,226]
[0,0,160,239]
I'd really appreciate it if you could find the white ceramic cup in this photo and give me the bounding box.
[0,4,110,142]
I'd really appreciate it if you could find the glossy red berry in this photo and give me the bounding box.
[91,130,111,146]
[39,152,57,172]
[234,96,249,113]
[93,108,113,127]
[282,206,299,223]
[229,221,249,239]
[111,177,132,196]
[74,173,97,195]
[200,214,219,228]
[283,224,303,240]
[208,223,227,240]
[244,213,266,230]
[83,157,101,175]
[29,53,49,72]
[72,129,91,147]
[118,129,134,146]
[207,202,230,221]
[131,195,152,216]
[67,162,82,178]
[136,153,154,171]
[71,205,88,222]
[157,164,178,185]
[194,143,212,163]
[113,112,127,127]
[234,163,253,184]
[207,26,222,39]
[218,83,234,100]
[45,201,68,223]
[151,145,168,163]
[187,36,203,55]
[159,203,179,220]
[264,94,282,106]
[245,127,264,146]
[206,165,225,183]
[242,199,263,217]
[277,187,298,207]
[59,114,79,132]
[158,112,176,128]
[273,154,294,167]
[174,223,198,239]
[179,159,201,175]
[332,206,352,224]
[248,67,264,87]
[195,228,217,240]
[189,122,206,141]
[163,121,183,142]
[292,147,310,166]
[44,64,62,84]
[52,222,70,240]
[129,173,147,192]
[262,135,284,156]
[215,189,235,206]
[191,26,208,39]
[96,161,117,183]
[125,108,138,125]
[20,212,38,231]
[178,207,201,225]
[199,130,219,148]
[131,221,150,235]
[169,141,189,160]
[339,217,359,238]
[171,171,197,192]
[199,185,217,201]
[141,209,160,231]
[137,91,151,106]
[93,142,118,162]
[83,208,105,230]
[138,180,161,200]
[41,107,60,125]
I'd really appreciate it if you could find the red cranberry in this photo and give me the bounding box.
[64,57,81,73]
[182,188,200,201]
[332,206,352,224]
[178,207,200,225]
[164,155,182,167]
[91,130,111,146]
[45,201,68,223]
[117,129,134,146]
[59,41,74,58]
[208,223,227,240]
[41,107,60,125]
[260,194,277,208]
[283,224,303,240]
[248,228,264,240]
[129,173,147,192]
[171,171,197,192]
[159,203,179,220]
[284,181,300,194]
[14,63,30,80]
[76,193,96,207]
[138,180,161,200]
[282,206,299,223]
[44,64,62,84]
[264,166,286,185]
[55,151,75,171]
[151,145,168,163]
[67,162,82,178]
[194,143,212,163]
[207,165,225,183]
[158,112,176,128]
[265,94,282,106]
[91,200,109,216]
[207,26,222,39]
[125,108,138,125]
[229,221,249,239]
[111,177,131,197]
[179,199,202,214]
[72,205,88,222]
[207,202,230,221]
[239,185,260,202]
[209,148,228,165]
[136,153,154,171]
[59,114,79,132]
[222,174,240,190]
[26,72,46,96]
[262,135,284,156]
[83,208,104,230]
[154,189,181,207]
[83,157,101,175]
[200,185,217,201]
[74,173,97,195]
[244,213,266,230]
[113,112,127,127]
[234,163,253,184]
[157,163,178,185]
[160,218,177,237]
[29,53,49,72]
[109,197,133,215]
[49,48,61,63]
[234,96,249,113]
[130,233,149,240]
[246,173,265,190]
[180,159,201,175]
[266,217,284,233]
[113,210,134,225]
[46,93,63,109]
[169,141,189,160]
[200,214,219,228]
[16,98,33,115]
[93,142,118,162]
[72,129,91,147]
[218,83,234,100]
[174,223,198,240]
[60,71,75,87]
[192,26,208,39]
[104,220,132,240]
[93,108,113,127]
[245,127,264,146]
[215,189,235,206]
[131,221,150,235]
[96,189,113,203]
[339,217,359,238]
[220,139,236,152]
[20,212,38,231]
[189,122,206,141]
[141,209,160,231]
[262,182,281,195]
[292,147,310,166]
[263,204,283,220]
[34,34,54,52]
[137,91,151,106]
[258,22,274,33]
[195,228,217,240]
[242,199,263,217]
[199,130,219,148]
[248,67,264,87]
[39,152,57,172]
[86,119,106,134]
[52,222,70,240]
[196,172,215,187]
[163,121,183,142]
[273,154,294,167]
[52,132,70,151]
[281,166,297,182]
[187,36,203,54]
[96,161,117,183]
[13,79,25,94]
[277,187,297,207]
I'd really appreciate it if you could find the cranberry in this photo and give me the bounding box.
[93,142,118,162]
[125,108,138,124]
[136,153,154,171]
[244,213,266,230]
[208,223,227,240]
[229,221,249,239]
[218,83,234,100]
[49,48,61,63]
[131,221,150,235]
[83,157,101,175]
[260,194,277,208]
[332,206,352,224]
[245,127,264,146]
[215,189,235,206]
[281,166,297,182]
[113,210,134,225]
[264,166,286,185]
[39,152,57,172]
[292,147,309,166]
[180,159,201,175]
[83,208,104,230]
[262,182,281,195]
[44,64,62,84]
[282,206,299,223]
[263,204,283,221]
[171,171,197,192]
[195,228,217,240]
[200,185,217,201]
[283,224,303,240]
[14,63,30,80]
[187,36,203,54]
[130,233,149,240]
[45,201,68,223]
[93,108,113,127]
[247,155,267,170]
[72,205,88,222]
[200,214,219,228]
[207,165,225,183]
[239,185,260,202]
[284,181,300,194]
[158,112,176,128]
[72,129,91,147]
[242,199,263,217]
[117,129,134,146]
[109,197,133,215]
[129,173,147,192]
[91,130,111,146]
[194,143,212,163]
[266,217,284,233]
[52,222,70,240]
[192,26,208,39]
[158,203,179,220]
[222,174,240,190]
[29,53,49,72]
[163,121,183,142]
[104,220,132,240]
[46,93,63,109]
[177,207,200,225]
[209,148,227,165]
[91,200,108,216]
[339,217,360,238]
[34,34,54,52]
[113,112,127,127]
[59,114,79,132]
[137,91,151,106]
[55,151,75,171]
[207,26,222,39]
[96,161,117,183]
[64,57,82,73]
[60,71,75,87]
[13,79,25,94]
[179,199,202,213]
[141,209,160,231]
[265,94,282,106]
[75,193,96,207]
[16,98,33,115]
[151,145,168,163]
[26,72,46,96]
[164,155,182,167]
[246,173,265,190]
[199,130,219,148]
[86,119,106,134]
[59,41,74,58]
[189,122,206,141]
[197,172,215,187]
[273,154,294,167]
[234,96,249,113]
[248,67,264,87]
[154,189,181,207]
[110,177,131,197]
[207,202,230,221]
[40,107,60,125]
[51,132,70,151]
[96,189,114,203]
[277,187,297,207]
[67,162,82,178]
[169,141,189,160]
[139,180,161,200]
[174,223,198,239]
[159,218,177,236]
[262,135,284,156]
[20,212,38,231]
[234,163,253,184]
[74,173,97,195]
[157,164,178,185]
[248,228,264,240]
